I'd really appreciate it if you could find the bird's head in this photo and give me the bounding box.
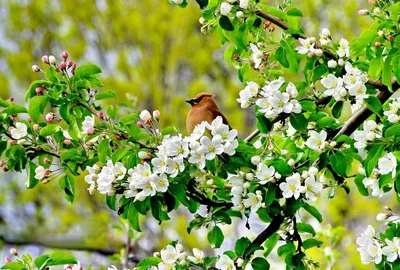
[186,93,216,107]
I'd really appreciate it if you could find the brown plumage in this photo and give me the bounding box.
[186,92,230,134]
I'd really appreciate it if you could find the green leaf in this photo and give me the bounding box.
[277,242,296,257]
[45,66,61,83]
[297,222,316,236]
[383,48,399,91]
[137,257,162,267]
[35,252,77,269]
[392,53,400,86]
[312,64,328,82]
[385,124,400,138]
[330,152,347,177]
[112,148,129,163]
[107,105,119,120]
[299,100,316,112]
[196,0,208,9]
[26,161,39,189]
[219,15,234,31]
[28,96,49,123]
[251,257,270,270]
[332,101,343,119]
[289,113,308,131]
[350,29,377,57]
[364,144,384,176]
[235,237,251,257]
[302,238,323,250]
[39,124,61,137]
[256,113,273,134]
[0,262,27,270]
[161,126,179,135]
[2,104,28,115]
[59,175,75,203]
[354,173,369,196]
[74,64,102,79]
[368,55,383,80]
[168,183,190,207]
[120,113,140,124]
[302,202,323,222]
[208,225,224,248]
[264,233,280,256]
[364,96,383,117]
[95,90,117,100]
[98,139,111,163]
[287,8,303,17]
[275,46,289,68]
[127,202,141,231]
[106,194,116,211]
[379,173,393,188]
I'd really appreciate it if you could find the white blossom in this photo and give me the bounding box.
[305,130,327,152]
[255,164,275,185]
[220,2,233,16]
[34,166,46,180]
[239,0,249,9]
[139,110,152,121]
[161,245,179,265]
[296,37,315,54]
[10,122,28,139]
[215,254,236,270]
[378,153,397,178]
[237,81,259,108]
[279,173,302,199]
[382,237,400,262]
[82,115,95,134]
[337,38,350,57]
[250,43,263,69]
[243,192,263,211]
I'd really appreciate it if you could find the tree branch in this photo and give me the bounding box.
[243,214,285,260]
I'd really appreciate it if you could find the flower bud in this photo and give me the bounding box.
[233,54,240,60]
[35,145,41,151]
[251,156,261,165]
[269,26,275,33]
[309,166,319,176]
[176,244,184,253]
[338,59,345,66]
[378,30,384,37]
[388,36,395,42]
[309,37,317,44]
[307,51,314,58]
[138,151,150,159]
[139,110,152,121]
[373,7,381,15]
[9,139,15,145]
[376,213,387,221]
[61,51,69,60]
[3,167,8,172]
[206,179,214,185]
[358,9,369,15]
[136,121,143,128]
[44,157,50,164]
[255,190,262,195]
[59,61,66,69]
[153,252,160,257]
[87,127,95,136]
[0,161,3,166]
[4,257,11,263]
[9,97,14,102]
[263,21,271,28]
[9,248,18,256]
[339,88,347,97]
[32,65,41,72]
[153,110,160,119]
[33,124,40,131]
[45,113,54,122]
[243,182,250,189]
[199,17,205,24]
[327,60,337,68]
[64,139,72,145]
[67,60,73,67]
[49,55,56,65]
[314,49,323,57]
[44,169,51,175]
[179,260,186,266]
[245,173,254,181]
[368,0,377,5]
[375,42,381,47]
[321,28,331,37]
[237,258,244,267]
[97,112,104,118]
[288,159,295,166]
[329,141,337,147]
[42,55,49,64]
[236,11,244,19]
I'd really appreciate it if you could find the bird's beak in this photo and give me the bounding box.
[186,99,194,105]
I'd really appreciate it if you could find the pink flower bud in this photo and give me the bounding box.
[97,112,103,118]
[72,63,77,69]
[64,139,72,145]
[4,257,11,263]
[44,169,51,175]
[55,67,60,72]
[67,60,73,67]
[358,9,369,15]
[145,119,151,125]
[45,113,54,122]
[368,0,376,5]
[2,166,7,172]
[59,61,66,69]
[44,157,50,164]
[87,127,95,135]
[388,36,395,42]
[138,151,151,159]
[9,140,15,145]
[41,84,47,90]
[27,117,31,123]
[263,21,271,28]
[375,42,381,47]
[9,248,18,256]
[9,97,14,102]
[11,116,16,122]
[33,124,40,131]
[36,87,42,95]
[233,54,239,60]
[307,51,314,58]
[152,110,160,119]
[42,55,49,64]
[61,51,68,60]
[32,65,40,72]
[269,26,275,33]
[0,161,3,166]
[49,55,56,65]
[136,121,143,128]
[139,110,152,121]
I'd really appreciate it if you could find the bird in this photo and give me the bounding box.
[186,92,230,134]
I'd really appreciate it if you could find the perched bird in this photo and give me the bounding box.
[186,92,230,134]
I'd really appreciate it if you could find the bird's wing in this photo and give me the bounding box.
[209,107,231,129]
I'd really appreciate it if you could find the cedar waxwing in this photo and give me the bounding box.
[186,93,230,134]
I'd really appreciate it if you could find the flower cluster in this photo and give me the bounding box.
[321,62,369,102]
[357,225,400,265]
[85,160,127,195]
[279,167,322,201]
[228,173,264,212]
[384,97,400,123]
[220,0,250,16]
[149,244,204,269]
[9,122,28,140]
[353,120,382,150]
[237,77,302,119]
[361,153,397,197]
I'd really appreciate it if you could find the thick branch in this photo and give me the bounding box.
[243,214,285,259]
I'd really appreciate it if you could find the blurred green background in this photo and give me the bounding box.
[0,0,395,269]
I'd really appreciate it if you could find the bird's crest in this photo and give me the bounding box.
[186,93,216,106]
